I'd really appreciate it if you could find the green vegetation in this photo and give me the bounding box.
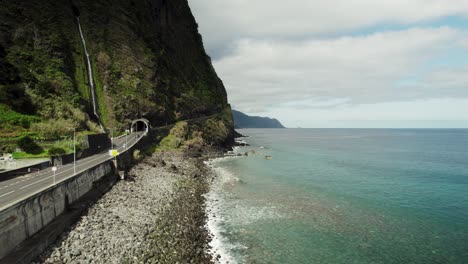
[156,122,188,151]
[17,136,43,154]
[73,36,91,102]
[158,135,183,150]
[1,0,234,153]
[31,119,76,140]
[48,147,66,156]
[0,105,41,129]
[12,150,48,159]
[152,106,234,152]
[91,57,109,127]
[197,106,234,146]
[131,149,141,162]
[7,133,81,159]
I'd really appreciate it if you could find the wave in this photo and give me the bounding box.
[205,161,244,263]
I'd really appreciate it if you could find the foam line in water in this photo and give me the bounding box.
[205,159,245,263]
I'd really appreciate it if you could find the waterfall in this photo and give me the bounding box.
[76,17,105,132]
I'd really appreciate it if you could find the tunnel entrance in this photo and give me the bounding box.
[130,118,150,133]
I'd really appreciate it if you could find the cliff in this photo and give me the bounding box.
[232,110,285,129]
[0,0,234,148]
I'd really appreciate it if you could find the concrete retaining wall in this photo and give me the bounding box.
[81,133,111,156]
[50,153,74,166]
[0,161,114,260]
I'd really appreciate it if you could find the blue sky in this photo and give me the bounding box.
[188,0,468,128]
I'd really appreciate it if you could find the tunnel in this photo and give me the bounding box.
[130,118,150,133]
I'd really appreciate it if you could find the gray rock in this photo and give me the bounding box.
[71,248,81,256]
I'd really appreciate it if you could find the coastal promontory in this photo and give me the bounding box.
[232,110,285,128]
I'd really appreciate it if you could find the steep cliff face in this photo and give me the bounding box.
[0,0,233,146]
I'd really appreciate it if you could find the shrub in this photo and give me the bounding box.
[170,121,188,138]
[155,122,188,151]
[158,134,183,150]
[30,119,75,139]
[17,136,43,154]
[48,147,66,156]
[0,104,41,128]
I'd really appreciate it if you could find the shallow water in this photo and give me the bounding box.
[207,129,468,264]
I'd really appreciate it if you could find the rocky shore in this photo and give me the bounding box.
[36,150,221,264]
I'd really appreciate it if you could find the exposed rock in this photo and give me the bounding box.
[169,164,178,172]
[37,150,218,263]
[70,248,81,256]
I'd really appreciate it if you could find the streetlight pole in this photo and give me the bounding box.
[125,129,128,151]
[111,128,114,149]
[73,128,76,175]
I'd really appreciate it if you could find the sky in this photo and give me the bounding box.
[187,0,468,128]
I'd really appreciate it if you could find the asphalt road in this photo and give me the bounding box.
[0,132,145,212]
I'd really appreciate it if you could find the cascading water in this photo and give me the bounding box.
[76,17,105,132]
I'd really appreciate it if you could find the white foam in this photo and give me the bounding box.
[205,162,243,263]
[235,138,248,144]
[205,155,284,263]
[206,191,238,263]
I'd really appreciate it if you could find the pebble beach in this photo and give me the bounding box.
[36,150,221,264]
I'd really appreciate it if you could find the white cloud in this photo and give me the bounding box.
[188,0,468,127]
[189,0,468,56]
[213,27,468,112]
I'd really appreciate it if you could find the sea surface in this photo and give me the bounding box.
[206,129,468,264]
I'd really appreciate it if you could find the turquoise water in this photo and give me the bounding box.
[207,129,468,264]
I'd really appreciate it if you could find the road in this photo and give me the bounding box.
[0,132,145,212]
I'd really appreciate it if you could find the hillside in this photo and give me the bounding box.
[0,0,234,152]
[232,110,285,128]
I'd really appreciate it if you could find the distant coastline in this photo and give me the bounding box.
[232,110,285,128]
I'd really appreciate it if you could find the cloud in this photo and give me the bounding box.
[188,0,468,127]
[266,98,468,128]
[212,27,468,112]
[189,0,468,57]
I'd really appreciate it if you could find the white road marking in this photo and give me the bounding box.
[19,176,51,190]
[0,191,14,198]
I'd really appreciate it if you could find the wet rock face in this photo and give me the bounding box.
[37,150,217,263]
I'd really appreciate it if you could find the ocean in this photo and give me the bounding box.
[206,129,468,264]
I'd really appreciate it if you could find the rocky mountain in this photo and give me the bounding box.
[232,110,285,129]
[0,0,234,148]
